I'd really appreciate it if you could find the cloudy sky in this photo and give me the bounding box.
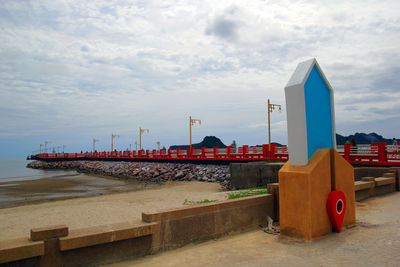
[1,0,399,158]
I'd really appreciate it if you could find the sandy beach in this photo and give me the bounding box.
[0,179,228,241]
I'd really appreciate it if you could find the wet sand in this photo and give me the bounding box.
[0,180,228,240]
[0,174,158,209]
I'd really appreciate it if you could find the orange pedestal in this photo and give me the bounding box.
[279,149,355,240]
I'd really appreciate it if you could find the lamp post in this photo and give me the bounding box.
[111,133,119,151]
[134,141,138,151]
[93,138,99,152]
[139,127,149,150]
[189,116,201,149]
[44,141,50,153]
[267,99,282,151]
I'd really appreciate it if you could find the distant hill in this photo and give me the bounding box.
[336,133,397,145]
[170,136,227,150]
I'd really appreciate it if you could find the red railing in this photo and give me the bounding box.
[32,143,400,166]
[337,142,400,166]
[32,144,288,163]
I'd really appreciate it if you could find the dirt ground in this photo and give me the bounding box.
[0,180,228,240]
[106,193,400,267]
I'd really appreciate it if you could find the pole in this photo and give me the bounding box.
[267,99,282,152]
[190,116,192,149]
[268,99,271,151]
[111,134,114,151]
[139,127,142,150]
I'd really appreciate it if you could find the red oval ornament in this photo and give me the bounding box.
[326,190,346,233]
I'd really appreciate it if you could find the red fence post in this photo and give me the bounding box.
[262,145,268,160]
[242,145,248,159]
[227,146,232,159]
[344,143,352,160]
[378,142,387,163]
[213,147,218,159]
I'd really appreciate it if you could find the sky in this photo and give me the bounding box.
[0,0,400,158]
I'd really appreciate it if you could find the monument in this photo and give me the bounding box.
[279,58,356,240]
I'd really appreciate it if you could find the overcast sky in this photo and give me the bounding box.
[1,0,399,158]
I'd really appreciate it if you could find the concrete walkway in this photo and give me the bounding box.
[106,192,400,267]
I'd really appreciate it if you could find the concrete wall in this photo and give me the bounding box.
[0,194,273,267]
[354,167,391,181]
[231,165,397,188]
[230,162,284,189]
[143,194,274,251]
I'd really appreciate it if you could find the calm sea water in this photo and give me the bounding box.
[0,159,78,183]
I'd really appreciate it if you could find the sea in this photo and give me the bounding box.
[0,159,145,208]
[0,158,78,183]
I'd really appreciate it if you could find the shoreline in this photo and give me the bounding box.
[0,173,161,209]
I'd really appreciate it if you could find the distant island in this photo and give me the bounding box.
[336,132,398,145]
[169,133,398,150]
[170,136,227,150]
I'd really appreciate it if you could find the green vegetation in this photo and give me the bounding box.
[183,199,218,205]
[227,188,268,200]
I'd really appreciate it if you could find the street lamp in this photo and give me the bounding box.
[111,133,119,151]
[139,127,149,150]
[267,99,282,151]
[44,141,51,153]
[189,116,201,149]
[93,138,99,152]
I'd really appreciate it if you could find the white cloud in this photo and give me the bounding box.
[0,0,399,156]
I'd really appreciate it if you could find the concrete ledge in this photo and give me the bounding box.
[375,177,396,186]
[31,224,68,241]
[374,177,396,196]
[354,181,375,201]
[354,181,374,191]
[0,237,44,264]
[362,177,376,182]
[142,194,271,223]
[383,172,395,178]
[59,221,159,251]
[390,167,400,191]
[143,194,273,250]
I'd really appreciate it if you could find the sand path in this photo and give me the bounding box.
[0,180,228,240]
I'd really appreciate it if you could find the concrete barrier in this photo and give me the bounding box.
[354,167,392,181]
[354,181,375,201]
[0,194,274,266]
[143,194,274,251]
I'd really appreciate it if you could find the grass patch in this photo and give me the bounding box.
[227,188,268,200]
[183,199,218,205]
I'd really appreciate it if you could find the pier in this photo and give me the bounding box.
[30,143,400,166]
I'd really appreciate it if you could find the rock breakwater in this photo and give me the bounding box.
[27,161,231,188]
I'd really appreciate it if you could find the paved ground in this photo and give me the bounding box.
[106,192,400,267]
